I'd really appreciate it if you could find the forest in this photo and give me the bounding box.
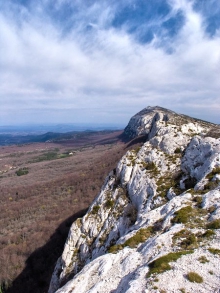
[0,130,143,293]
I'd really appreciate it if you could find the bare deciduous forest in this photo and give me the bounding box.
[0,130,143,293]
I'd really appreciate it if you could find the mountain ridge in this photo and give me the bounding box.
[49,106,220,293]
[124,106,220,140]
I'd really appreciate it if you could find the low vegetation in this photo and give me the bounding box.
[105,199,115,209]
[172,229,197,249]
[208,248,220,255]
[206,167,220,180]
[206,219,220,229]
[156,171,183,198]
[109,227,154,253]
[172,206,193,224]
[174,147,182,154]
[143,161,159,175]
[200,229,215,238]
[186,272,203,283]
[147,250,193,276]
[29,151,69,163]
[172,205,207,228]
[15,167,29,176]
[193,196,203,207]
[198,256,209,263]
[91,205,100,214]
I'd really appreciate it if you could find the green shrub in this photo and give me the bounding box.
[91,205,100,214]
[16,168,29,176]
[172,206,193,224]
[206,219,220,229]
[105,199,114,209]
[186,272,203,283]
[147,250,193,276]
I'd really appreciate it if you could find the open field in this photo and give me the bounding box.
[0,130,143,293]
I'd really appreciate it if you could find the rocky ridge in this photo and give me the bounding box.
[49,106,220,293]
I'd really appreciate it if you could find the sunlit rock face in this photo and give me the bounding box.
[49,106,220,293]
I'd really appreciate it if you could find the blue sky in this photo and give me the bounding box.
[1,0,220,126]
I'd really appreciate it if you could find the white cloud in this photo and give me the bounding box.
[0,0,220,125]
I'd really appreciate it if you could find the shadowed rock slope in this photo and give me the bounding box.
[49,106,220,293]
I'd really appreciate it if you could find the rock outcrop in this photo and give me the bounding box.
[49,106,220,293]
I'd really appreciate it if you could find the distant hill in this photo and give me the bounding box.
[0,129,123,146]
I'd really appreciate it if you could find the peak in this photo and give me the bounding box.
[135,105,175,115]
[123,106,220,139]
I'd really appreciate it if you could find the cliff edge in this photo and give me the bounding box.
[49,106,220,293]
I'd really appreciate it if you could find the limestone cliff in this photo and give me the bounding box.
[49,106,220,293]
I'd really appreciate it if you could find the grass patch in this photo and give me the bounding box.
[147,250,193,276]
[172,206,193,224]
[208,205,216,213]
[206,219,220,229]
[203,180,219,191]
[208,248,220,255]
[198,256,209,263]
[32,151,58,162]
[30,151,70,163]
[58,153,69,159]
[172,229,197,249]
[202,229,216,238]
[186,271,203,283]
[109,226,154,253]
[156,172,183,198]
[202,167,220,192]
[193,196,203,207]
[172,206,207,228]
[143,162,159,174]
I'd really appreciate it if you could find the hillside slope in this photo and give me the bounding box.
[49,106,220,293]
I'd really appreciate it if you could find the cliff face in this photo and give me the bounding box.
[49,106,220,293]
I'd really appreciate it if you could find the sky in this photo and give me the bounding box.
[1,0,220,126]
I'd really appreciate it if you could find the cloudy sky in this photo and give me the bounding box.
[1,0,220,126]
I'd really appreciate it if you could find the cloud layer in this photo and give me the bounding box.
[1,0,220,125]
